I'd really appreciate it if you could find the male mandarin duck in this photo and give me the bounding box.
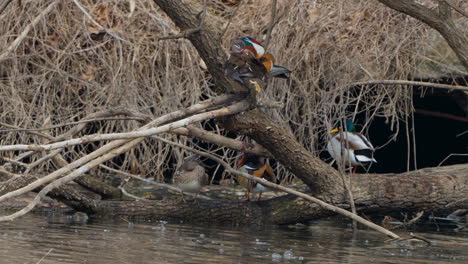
[224,36,290,85]
[236,153,275,201]
[173,155,208,201]
[327,120,377,173]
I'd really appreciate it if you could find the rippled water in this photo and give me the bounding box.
[0,213,466,264]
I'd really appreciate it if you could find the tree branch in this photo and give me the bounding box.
[0,1,59,61]
[349,79,468,92]
[377,0,468,71]
[171,125,272,157]
[263,0,277,49]
[0,97,248,206]
[153,136,400,239]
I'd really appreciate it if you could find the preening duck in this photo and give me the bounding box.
[326,120,376,172]
[224,36,291,85]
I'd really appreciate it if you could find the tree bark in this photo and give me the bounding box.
[153,0,343,198]
[93,164,468,225]
[377,0,468,71]
[0,170,99,212]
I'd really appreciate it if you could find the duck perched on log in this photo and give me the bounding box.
[173,155,208,201]
[327,120,376,172]
[236,153,275,201]
[224,36,290,85]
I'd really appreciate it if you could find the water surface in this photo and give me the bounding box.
[0,213,466,263]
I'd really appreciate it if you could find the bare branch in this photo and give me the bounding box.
[153,136,401,239]
[171,126,271,157]
[0,1,58,61]
[0,95,244,205]
[442,0,468,18]
[220,2,242,38]
[377,0,468,71]
[99,164,212,200]
[0,0,12,16]
[349,79,468,92]
[0,116,149,133]
[72,0,127,42]
[415,109,468,123]
[0,100,249,152]
[263,0,277,49]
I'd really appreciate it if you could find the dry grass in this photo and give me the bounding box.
[0,0,463,183]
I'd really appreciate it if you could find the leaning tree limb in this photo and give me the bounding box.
[151,0,343,199]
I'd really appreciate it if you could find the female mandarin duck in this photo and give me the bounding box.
[173,155,208,201]
[326,120,377,172]
[224,36,290,84]
[236,153,275,201]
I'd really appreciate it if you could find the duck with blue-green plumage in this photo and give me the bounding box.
[327,120,377,172]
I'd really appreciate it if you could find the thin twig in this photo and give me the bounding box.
[36,248,54,264]
[415,109,468,123]
[410,233,432,245]
[0,100,249,152]
[72,0,127,42]
[100,164,212,200]
[0,1,59,61]
[0,95,242,206]
[0,117,149,133]
[119,186,147,201]
[154,136,401,239]
[171,125,271,157]
[0,157,28,169]
[220,2,242,38]
[0,0,13,16]
[445,197,468,207]
[263,0,277,49]
[442,0,468,18]
[349,80,468,92]
[24,149,63,174]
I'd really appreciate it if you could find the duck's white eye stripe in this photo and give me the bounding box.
[251,42,265,56]
[242,164,257,170]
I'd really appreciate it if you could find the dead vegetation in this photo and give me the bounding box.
[0,0,465,183]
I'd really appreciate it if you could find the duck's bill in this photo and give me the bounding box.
[330,128,339,133]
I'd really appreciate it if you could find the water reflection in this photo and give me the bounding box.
[0,213,466,264]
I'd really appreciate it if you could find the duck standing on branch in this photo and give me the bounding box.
[236,153,275,201]
[327,120,377,173]
[224,36,290,85]
[173,155,208,201]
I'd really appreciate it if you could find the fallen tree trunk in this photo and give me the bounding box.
[91,164,467,225]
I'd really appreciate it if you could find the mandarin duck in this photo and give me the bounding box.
[236,153,275,201]
[173,155,208,201]
[224,36,290,85]
[327,120,377,173]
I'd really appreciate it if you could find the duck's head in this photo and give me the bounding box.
[330,119,356,134]
[184,155,202,164]
[240,36,265,58]
[260,53,275,72]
